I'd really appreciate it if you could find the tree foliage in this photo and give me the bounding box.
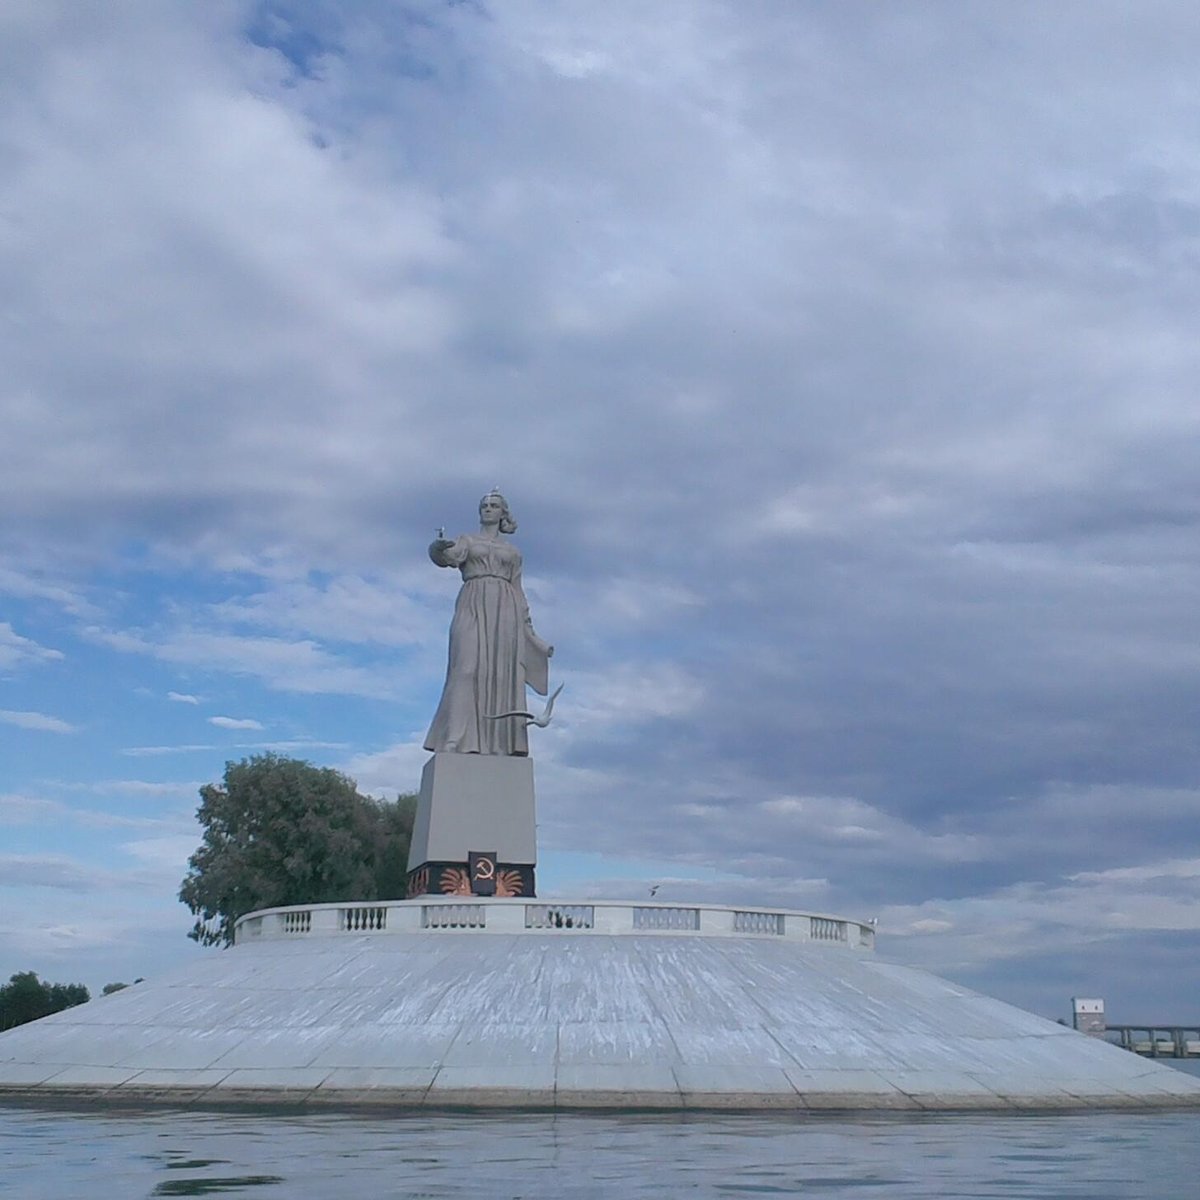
[0,971,90,1031]
[179,754,416,946]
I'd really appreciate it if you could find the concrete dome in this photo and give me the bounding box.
[2,898,1197,1111]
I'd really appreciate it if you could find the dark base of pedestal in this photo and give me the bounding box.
[405,861,536,898]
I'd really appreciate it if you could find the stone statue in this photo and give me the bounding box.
[424,491,554,756]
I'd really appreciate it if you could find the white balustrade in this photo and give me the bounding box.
[422,903,485,930]
[233,898,875,950]
[734,910,785,935]
[810,916,847,942]
[340,906,386,932]
[633,905,700,931]
[526,904,594,930]
[281,910,311,935]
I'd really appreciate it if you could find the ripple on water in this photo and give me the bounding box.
[151,1178,285,1197]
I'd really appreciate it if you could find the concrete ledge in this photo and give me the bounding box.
[4,1081,1200,1114]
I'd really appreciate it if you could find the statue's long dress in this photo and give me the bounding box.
[424,534,549,756]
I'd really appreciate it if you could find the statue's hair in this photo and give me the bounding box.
[480,490,518,534]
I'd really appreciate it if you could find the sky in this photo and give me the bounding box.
[1,0,1198,1023]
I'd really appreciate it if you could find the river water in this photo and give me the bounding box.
[4,1088,1200,1199]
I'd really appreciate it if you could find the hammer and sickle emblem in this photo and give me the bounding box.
[474,856,495,881]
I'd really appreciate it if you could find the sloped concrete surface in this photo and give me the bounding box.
[2,934,1198,1111]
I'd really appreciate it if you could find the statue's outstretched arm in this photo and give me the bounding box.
[429,536,461,567]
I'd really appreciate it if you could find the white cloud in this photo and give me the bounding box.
[0,889,202,983]
[878,853,1200,985]
[121,738,347,757]
[1069,857,1200,887]
[0,791,191,830]
[0,708,77,733]
[758,794,982,863]
[0,853,134,892]
[1,1,1200,1013]
[0,0,458,558]
[210,573,441,648]
[121,743,219,758]
[167,690,200,704]
[208,715,265,731]
[56,778,201,800]
[0,565,96,618]
[0,622,64,671]
[255,739,349,753]
[339,738,430,798]
[84,624,394,697]
[121,835,201,878]
[0,794,61,824]
[556,664,705,731]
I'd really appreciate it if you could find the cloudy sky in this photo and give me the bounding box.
[2,0,1198,1021]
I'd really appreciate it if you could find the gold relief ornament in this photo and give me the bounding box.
[439,866,473,895]
[406,867,429,898]
[495,869,525,897]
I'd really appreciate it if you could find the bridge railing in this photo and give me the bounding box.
[1106,1025,1200,1058]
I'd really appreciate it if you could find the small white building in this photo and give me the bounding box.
[1072,997,1106,1037]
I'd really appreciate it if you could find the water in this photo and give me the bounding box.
[4,1101,1200,1199]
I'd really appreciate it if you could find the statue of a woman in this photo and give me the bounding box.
[424,491,554,756]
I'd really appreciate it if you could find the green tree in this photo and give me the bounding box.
[0,972,90,1031]
[179,754,416,946]
[366,792,418,900]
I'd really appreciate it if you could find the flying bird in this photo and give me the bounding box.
[649,885,660,897]
[488,683,564,728]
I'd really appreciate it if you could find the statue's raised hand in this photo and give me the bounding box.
[428,534,458,566]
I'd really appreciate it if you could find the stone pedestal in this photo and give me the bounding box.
[406,753,537,898]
